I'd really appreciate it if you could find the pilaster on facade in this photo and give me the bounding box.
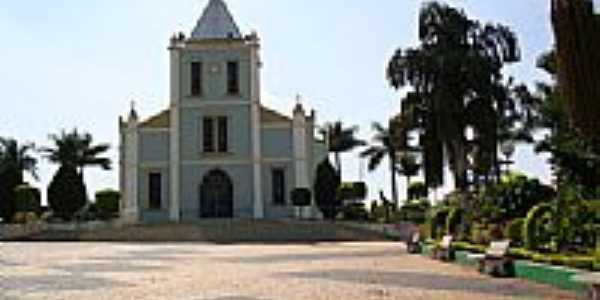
[169,40,183,222]
[250,36,264,219]
[120,109,140,224]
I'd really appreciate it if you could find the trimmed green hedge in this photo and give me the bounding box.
[524,203,553,251]
[94,189,120,220]
[13,184,41,214]
[505,218,525,246]
[452,241,486,253]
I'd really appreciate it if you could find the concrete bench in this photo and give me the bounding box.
[468,240,513,277]
[406,232,422,254]
[432,235,454,261]
[572,273,600,300]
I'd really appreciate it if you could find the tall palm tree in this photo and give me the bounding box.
[41,129,111,177]
[360,122,401,207]
[0,138,38,222]
[320,121,366,178]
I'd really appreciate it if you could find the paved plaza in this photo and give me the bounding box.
[0,242,577,300]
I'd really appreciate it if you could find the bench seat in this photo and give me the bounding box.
[474,240,513,277]
[572,274,600,300]
[432,235,455,261]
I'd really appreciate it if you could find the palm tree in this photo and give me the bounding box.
[360,122,401,208]
[0,138,38,222]
[41,129,111,177]
[0,138,38,182]
[320,121,366,178]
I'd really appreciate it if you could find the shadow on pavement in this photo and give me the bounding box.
[277,269,548,298]
[220,249,405,264]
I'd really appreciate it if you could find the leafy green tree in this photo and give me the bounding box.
[313,159,341,220]
[360,122,401,207]
[0,138,38,222]
[527,51,600,197]
[320,121,366,178]
[386,2,522,191]
[552,0,600,143]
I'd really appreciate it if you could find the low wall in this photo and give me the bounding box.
[1,220,125,241]
[0,222,48,240]
[339,222,418,241]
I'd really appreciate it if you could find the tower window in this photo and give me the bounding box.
[149,172,162,210]
[272,168,286,205]
[203,116,229,154]
[191,62,203,96]
[227,61,239,95]
[217,116,228,153]
[203,117,215,153]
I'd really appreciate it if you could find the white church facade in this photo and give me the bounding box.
[119,0,326,223]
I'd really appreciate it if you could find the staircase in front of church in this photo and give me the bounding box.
[18,220,389,243]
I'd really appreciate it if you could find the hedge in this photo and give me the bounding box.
[291,188,312,207]
[338,182,367,201]
[13,184,41,214]
[505,218,525,246]
[524,203,553,251]
[94,189,120,220]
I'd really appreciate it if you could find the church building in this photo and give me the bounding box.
[119,0,326,223]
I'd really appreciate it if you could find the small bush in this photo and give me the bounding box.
[430,208,450,239]
[399,200,430,224]
[524,203,553,251]
[95,189,120,220]
[12,212,27,224]
[445,208,463,236]
[341,202,369,221]
[25,212,38,223]
[470,223,492,245]
[505,218,525,246]
[338,182,367,201]
[291,188,312,207]
[13,185,41,214]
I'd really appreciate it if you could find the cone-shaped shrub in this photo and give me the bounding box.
[48,166,87,220]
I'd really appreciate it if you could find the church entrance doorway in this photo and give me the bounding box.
[199,169,233,218]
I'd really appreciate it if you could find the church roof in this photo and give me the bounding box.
[139,109,170,129]
[261,106,292,123]
[138,106,291,129]
[191,0,242,40]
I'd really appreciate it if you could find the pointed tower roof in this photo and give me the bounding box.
[191,0,242,40]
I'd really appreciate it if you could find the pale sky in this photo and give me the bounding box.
[0,0,560,204]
